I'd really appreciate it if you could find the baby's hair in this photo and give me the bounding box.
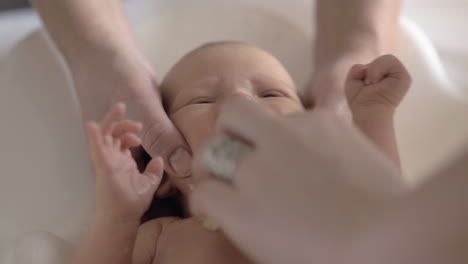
[185,40,252,58]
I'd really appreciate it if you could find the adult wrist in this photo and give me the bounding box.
[68,42,147,74]
[314,10,400,67]
[314,33,383,68]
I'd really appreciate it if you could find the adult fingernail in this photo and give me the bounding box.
[170,148,192,178]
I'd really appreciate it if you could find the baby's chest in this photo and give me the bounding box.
[153,218,252,264]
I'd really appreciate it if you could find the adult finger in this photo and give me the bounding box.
[141,109,192,179]
[215,99,283,147]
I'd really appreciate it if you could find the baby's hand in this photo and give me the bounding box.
[345,55,411,117]
[86,103,163,221]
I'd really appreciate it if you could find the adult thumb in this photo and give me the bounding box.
[140,110,192,179]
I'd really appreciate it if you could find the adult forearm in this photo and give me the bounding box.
[72,216,140,264]
[315,0,403,64]
[32,0,137,64]
[32,0,158,123]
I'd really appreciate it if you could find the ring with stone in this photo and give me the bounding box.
[202,134,252,184]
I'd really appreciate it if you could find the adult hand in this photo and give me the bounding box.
[32,0,193,181]
[190,100,408,264]
[75,51,192,180]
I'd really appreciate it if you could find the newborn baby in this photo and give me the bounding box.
[74,42,410,264]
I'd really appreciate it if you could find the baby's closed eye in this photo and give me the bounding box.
[190,97,216,104]
[260,90,287,98]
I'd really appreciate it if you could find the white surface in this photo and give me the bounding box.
[399,0,468,180]
[403,0,468,99]
[0,0,467,263]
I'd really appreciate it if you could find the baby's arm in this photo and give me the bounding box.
[73,216,141,264]
[73,103,164,264]
[346,55,411,168]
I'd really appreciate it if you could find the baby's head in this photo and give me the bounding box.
[162,41,304,152]
[158,41,304,197]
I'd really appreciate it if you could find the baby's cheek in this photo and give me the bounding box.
[170,107,217,153]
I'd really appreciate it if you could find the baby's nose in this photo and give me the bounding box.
[224,90,256,102]
[214,94,259,130]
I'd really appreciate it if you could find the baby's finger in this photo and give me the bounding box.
[113,137,122,150]
[120,133,142,150]
[86,121,106,165]
[365,55,410,85]
[345,64,367,104]
[101,103,126,135]
[143,157,164,188]
[112,120,142,138]
[347,64,367,81]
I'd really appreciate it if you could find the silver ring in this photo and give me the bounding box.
[202,135,252,184]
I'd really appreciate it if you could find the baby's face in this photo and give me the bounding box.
[162,42,304,155]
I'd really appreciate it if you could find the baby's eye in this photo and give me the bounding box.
[191,97,215,104]
[261,91,285,98]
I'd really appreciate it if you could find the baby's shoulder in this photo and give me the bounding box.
[133,217,181,264]
[141,216,182,233]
